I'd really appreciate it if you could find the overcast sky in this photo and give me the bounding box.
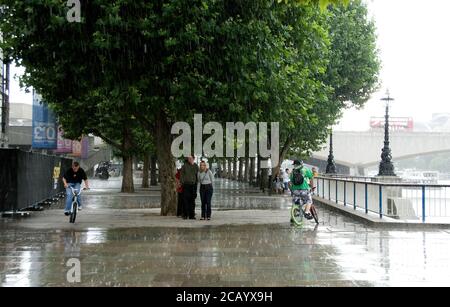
[336,0,450,130]
[9,64,29,104]
[9,0,450,131]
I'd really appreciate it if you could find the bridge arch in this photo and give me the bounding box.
[360,149,450,169]
[310,131,450,175]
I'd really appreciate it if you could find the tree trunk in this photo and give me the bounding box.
[150,155,158,186]
[244,157,249,183]
[227,158,232,180]
[255,157,261,188]
[272,138,292,181]
[217,160,221,178]
[233,158,238,181]
[260,158,269,192]
[122,155,135,193]
[133,157,139,173]
[155,111,177,216]
[142,154,150,188]
[221,160,227,178]
[121,126,135,193]
[249,157,255,185]
[271,165,280,183]
[238,157,244,181]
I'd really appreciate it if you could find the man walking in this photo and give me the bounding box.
[180,156,199,220]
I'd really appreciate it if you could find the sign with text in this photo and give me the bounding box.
[71,137,89,159]
[32,92,57,149]
[370,117,414,132]
[55,126,73,153]
[72,140,82,157]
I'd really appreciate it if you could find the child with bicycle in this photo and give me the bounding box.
[289,160,315,220]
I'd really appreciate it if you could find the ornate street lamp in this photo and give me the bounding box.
[378,90,396,177]
[0,60,9,148]
[326,131,337,174]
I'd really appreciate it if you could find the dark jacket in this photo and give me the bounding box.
[180,163,199,185]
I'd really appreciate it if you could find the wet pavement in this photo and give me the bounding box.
[1,179,450,287]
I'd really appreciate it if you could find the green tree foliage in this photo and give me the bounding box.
[275,0,380,175]
[0,0,155,192]
[0,0,377,214]
[325,0,380,109]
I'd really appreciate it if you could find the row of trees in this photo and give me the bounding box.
[0,0,379,215]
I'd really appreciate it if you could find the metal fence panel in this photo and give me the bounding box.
[0,149,72,212]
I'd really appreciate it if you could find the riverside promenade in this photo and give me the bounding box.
[1,178,450,287]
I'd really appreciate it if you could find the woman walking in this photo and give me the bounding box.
[198,161,214,220]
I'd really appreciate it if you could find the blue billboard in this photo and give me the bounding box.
[32,91,57,149]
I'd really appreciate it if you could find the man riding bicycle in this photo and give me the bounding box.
[289,160,315,220]
[63,162,90,216]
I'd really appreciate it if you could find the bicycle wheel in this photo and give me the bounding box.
[310,206,319,224]
[291,204,304,226]
[70,203,77,224]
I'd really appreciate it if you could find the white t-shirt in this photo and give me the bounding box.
[283,172,290,183]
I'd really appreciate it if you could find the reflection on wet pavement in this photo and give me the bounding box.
[1,179,450,287]
[2,223,450,286]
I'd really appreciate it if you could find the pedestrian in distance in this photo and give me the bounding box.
[198,161,214,220]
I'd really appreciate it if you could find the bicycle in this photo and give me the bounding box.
[290,189,319,226]
[68,187,88,224]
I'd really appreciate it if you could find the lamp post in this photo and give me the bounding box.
[1,60,9,148]
[378,90,396,177]
[326,130,337,175]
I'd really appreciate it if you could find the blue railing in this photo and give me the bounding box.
[315,176,450,223]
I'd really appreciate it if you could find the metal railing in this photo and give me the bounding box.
[315,176,450,223]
